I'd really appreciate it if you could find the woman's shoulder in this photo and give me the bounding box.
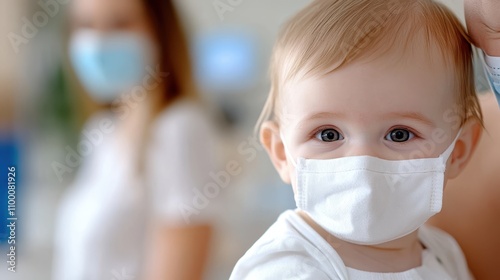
[153,98,215,135]
[82,110,118,133]
[149,98,221,158]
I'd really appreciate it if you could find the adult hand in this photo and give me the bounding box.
[465,0,500,56]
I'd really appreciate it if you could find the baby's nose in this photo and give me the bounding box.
[343,141,380,158]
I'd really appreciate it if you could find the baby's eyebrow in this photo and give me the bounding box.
[385,112,435,127]
[295,112,346,128]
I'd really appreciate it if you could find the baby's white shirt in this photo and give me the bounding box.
[230,210,473,280]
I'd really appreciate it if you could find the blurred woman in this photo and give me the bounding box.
[52,0,219,279]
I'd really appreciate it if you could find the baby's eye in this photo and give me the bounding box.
[385,129,414,142]
[315,129,344,142]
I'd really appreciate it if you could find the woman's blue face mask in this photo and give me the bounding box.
[69,30,154,103]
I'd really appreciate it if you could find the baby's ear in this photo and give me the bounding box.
[260,121,291,184]
[447,119,483,179]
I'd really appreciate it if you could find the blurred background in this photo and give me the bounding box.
[0,0,490,279]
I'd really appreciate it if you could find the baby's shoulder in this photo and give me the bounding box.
[419,225,474,280]
[246,210,330,255]
[230,210,345,280]
[419,225,463,255]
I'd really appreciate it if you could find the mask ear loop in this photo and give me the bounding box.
[440,128,463,163]
[280,132,304,209]
[280,132,298,167]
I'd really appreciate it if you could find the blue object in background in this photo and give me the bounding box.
[194,30,258,95]
[487,74,500,108]
[69,31,152,103]
[0,135,19,244]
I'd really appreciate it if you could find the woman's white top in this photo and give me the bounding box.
[52,100,218,280]
[230,210,474,280]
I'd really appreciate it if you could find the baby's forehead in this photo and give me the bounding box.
[259,0,478,131]
[283,43,455,96]
[278,50,457,125]
[273,0,466,96]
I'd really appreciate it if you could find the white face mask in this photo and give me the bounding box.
[283,130,461,245]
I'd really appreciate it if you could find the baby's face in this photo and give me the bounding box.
[280,45,461,165]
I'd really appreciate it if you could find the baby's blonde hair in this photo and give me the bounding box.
[257,0,483,130]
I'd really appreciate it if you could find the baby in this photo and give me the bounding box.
[230,0,483,279]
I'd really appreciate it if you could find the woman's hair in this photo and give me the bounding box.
[257,0,483,131]
[143,0,197,107]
